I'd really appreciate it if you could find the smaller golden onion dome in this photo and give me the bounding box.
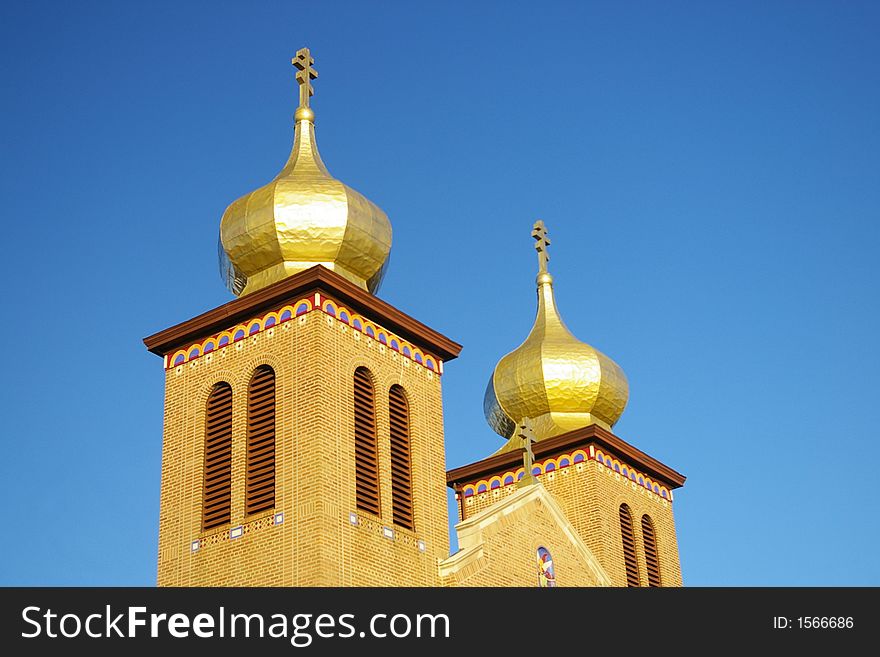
[484,221,629,451]
[219,48,392,296]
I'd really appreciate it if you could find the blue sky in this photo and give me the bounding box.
[1,1,878,586]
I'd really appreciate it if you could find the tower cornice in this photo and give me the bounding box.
[446,423,686,491]
[144,264,462,362]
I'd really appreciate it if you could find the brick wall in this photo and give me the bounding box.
[442,488,607,587]
[157,306,449,586]
[458,447,683,587]
[154,287,684,588]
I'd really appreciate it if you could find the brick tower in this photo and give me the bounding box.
[144,49,461,586]
[144,51,686,588]
[443,221,686,587]
[445,424,685,586]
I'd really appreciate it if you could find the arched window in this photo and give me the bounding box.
[618,503,640,587]
[537,547,557,587]
[353,367,380,516]
[246,366,276,516]
[203,382,233,530]
[642,514,662,587]
[388,385,413,530]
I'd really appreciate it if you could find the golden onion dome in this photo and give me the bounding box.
[484,221,629,450]
[219,48,392,296]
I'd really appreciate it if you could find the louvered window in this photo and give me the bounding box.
[619,503,640,587]
[203,382,233,530]
[354,367,380,516]
[246,366,275,516]
[642,514,662,587]
[389,385,413,530]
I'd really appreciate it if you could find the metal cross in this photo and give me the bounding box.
[532,220,551,273]
[292,47,318,108]
[517,418,538,486]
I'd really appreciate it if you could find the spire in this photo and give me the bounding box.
[529,220,570,353]
[529,220,568,349]
[483,221,629,448]
[218,49,392,297]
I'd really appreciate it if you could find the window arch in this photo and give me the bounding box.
[641,514,662,587]
[246,365,276,516]
[537,547,557,587]
[618,503,640,587]
[353,367,380,516]
[203,382,233,530]
[388,385,413,530]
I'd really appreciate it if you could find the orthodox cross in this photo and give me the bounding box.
[292,47,318,108]
[517,418,538,487]
[532,220,551,274]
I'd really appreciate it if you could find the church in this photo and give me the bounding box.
[143,49,686,587]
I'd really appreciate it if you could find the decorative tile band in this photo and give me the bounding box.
[191,512,280,552]
[166,292,442,374]
[459,444,673,502]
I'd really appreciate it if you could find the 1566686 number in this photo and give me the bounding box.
[797,617,853,629]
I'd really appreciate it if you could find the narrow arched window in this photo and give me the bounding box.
[537,547,557,587]
[388,385,413,530]
[618,503,640,587]
[354,367,380,516]
[246,366,275,516]
[642,514,662,587]
[203,382,233,530]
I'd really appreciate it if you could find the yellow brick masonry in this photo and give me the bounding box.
[459,454,683,586]
[155,292,683,588]
[441,484,611,587]
[157,309,450,586]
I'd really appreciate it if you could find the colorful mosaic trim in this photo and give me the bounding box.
[166,292,443,374]
[460,444,673,502]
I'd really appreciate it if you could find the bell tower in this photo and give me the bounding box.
[145,51,686,589]
[144,49,461,586]
[447,221,686,587]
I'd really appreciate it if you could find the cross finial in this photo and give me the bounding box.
[292,47,318,109]
[532,220,551,274]
[516,418,539,487]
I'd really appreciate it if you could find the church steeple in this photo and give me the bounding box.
[484,221,629,449]
[146,50,685,591]
[219,47,392,297]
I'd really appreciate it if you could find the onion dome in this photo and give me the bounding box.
[484,221,629,450]
[219,48,392,296]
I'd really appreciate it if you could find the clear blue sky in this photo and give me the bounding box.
[1,1,878,586]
